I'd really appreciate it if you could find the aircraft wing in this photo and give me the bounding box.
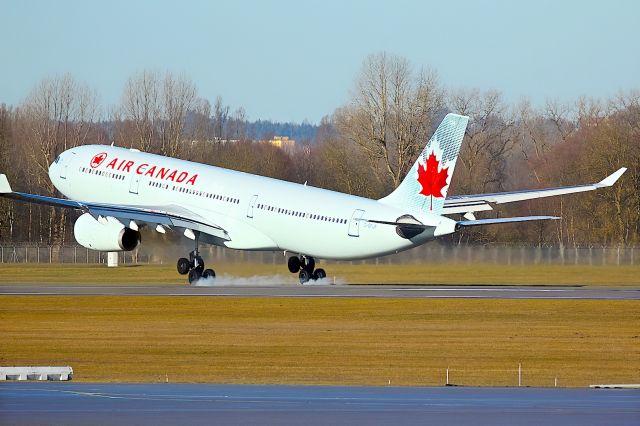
[0,174,230,242]
[442,168,627,216]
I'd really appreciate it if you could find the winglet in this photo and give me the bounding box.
[0,174,12,193]
[599,167,627,187]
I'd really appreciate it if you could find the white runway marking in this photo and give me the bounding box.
[393,288,570,292]
[1,285,637,299]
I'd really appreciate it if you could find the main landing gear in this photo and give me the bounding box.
[177,233,215,284]
[288,255,326,284]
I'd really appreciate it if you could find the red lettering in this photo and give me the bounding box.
[186,174,198,185]
[123,161,134,172]
[145,166,156,177]
[156,167,168,179]
[166,170,177,181]
[106,158,117,169]
[176,171,188,183]
[136,163,148,175]
[117,159,127,171]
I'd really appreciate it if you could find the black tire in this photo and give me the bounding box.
[299,269,311,284]
[177,257,190,275]
[203,269,216,279]
[304,257,315,273]
[287,256,301,273]
[314,268,326,280]
[188,268,202,284]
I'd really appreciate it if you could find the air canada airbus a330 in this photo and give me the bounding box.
[0,114,626,284]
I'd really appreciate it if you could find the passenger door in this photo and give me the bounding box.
[246,194,258,218]
[348,209,365,237]
[129,174,141,194]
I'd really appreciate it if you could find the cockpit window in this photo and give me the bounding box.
[54,155,61,164]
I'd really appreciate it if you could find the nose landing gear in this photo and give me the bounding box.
[177,232,215,284]
[288,255,326,284]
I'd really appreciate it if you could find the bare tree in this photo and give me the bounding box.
[213,96,229,140]
[190,98,212,143]
[159,73,197,157]
[121,70,160,151]
[0,104,16,241]
[450,89,515,194]
[335,52,445,190]
[229,107,247,140]
[544,99,576,141]
[17,74,99,247]
[120,71,198,156]
[576,96,605,128]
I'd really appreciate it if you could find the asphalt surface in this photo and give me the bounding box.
[0,283,638,299]
[1,383,638,426]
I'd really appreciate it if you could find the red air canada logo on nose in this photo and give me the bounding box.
[417,150,449,210]
[90,152,107,168]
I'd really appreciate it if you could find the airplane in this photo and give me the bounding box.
[0,114,627,284]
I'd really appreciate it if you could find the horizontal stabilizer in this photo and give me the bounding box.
[457,216,559,227]
[443,167,627,215]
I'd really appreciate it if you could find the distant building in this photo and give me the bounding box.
[186,137,240,145]
[265,136,295,153]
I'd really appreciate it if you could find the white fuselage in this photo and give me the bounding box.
[49,145,455,259]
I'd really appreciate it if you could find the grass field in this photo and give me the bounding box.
[0,263,638,286]
[1,296,638,387]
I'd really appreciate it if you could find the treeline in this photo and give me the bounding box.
[0,54,638,248]
[245,120,317,142]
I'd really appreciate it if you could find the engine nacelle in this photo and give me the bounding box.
[74,213,140,251]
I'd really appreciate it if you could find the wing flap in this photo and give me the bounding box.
[88,205,230,242]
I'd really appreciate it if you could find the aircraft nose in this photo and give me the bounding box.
[49,156,58,176]
[48,154,62,188]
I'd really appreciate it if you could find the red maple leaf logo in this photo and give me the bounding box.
[417,150,449,210]
[90,152,107,168]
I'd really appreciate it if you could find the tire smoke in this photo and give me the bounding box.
[192,274,346,287]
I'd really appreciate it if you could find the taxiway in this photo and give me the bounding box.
[1,383,638,426]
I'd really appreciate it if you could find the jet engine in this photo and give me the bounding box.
[73,213,140,251]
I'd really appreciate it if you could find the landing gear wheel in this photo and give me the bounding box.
[303,257,315,273]
[202,269,216,280]
[299,269,311,284]
[177,258,190,275]
[314,268,326,280]
[288,256,301,273]
[188,268,202,284]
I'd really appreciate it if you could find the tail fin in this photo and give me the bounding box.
[379,113,468,215]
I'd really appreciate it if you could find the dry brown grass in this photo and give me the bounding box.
[1,296,638,387]
[0,263,638,286]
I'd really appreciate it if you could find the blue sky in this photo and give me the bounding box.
[1,0,638,123]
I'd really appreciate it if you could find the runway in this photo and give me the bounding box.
[1,383,638,426]
[0,283,638,299]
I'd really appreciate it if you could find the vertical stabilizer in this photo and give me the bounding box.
[378,113,468,215]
